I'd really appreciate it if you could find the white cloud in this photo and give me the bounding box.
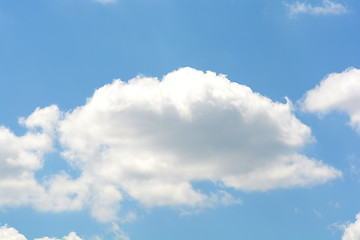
[0,105,59,207]
[302,67,360,133]
[342,213,360,240]
[0,225,81,240]
[0,67,341,223]
[303,67,360,239]
[0,225,27,240]
[36,232,82,240]
[286,0,349,17]
[55,67,340,220]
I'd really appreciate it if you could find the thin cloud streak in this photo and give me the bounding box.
[285,0,349,17]
[94,0,117,4]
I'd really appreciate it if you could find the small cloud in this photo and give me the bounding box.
[119,211,137,224]
[328,221,345,235]
[179,190,242,216]
[209,190,242,207]
[348,154,360,182]
[180,208,203,216]
[294,207,303,215]
[329,201,341,208]
[313,208,322,218]
[89,236,103,240]
[285,0,349,17]
[110,223,130,240]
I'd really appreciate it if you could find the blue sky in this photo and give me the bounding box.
[0,0,360,240]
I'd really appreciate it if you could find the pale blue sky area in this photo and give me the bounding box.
[0,0,360,240]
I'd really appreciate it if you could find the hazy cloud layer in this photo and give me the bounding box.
[286,0,349,17]
[0,67,341,222]
[302,67,360,133]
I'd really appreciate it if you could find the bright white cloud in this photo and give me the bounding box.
[0,67,341,223]
[0,225,27,240]
[286,0,349,17]
[0,224,82,240]
[302,67,360,133]
[0,105,59,207]
[342,213,360,240]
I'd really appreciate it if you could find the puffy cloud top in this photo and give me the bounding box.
[0,225,82,240]
[56,67,340,220]
[0,225,27,240]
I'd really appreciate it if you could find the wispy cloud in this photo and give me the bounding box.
[329,201,341,208]
[111,223,130,240]
[313,209,322,218]
[294,207,303,215]
[348,154,360,182]
[94,0,117,4]
[285,0,349,17]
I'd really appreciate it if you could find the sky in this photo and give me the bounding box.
[0,0,360,239]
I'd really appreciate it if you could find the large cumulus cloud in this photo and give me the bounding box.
[57,67,340,219]
[0,67,341,222]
